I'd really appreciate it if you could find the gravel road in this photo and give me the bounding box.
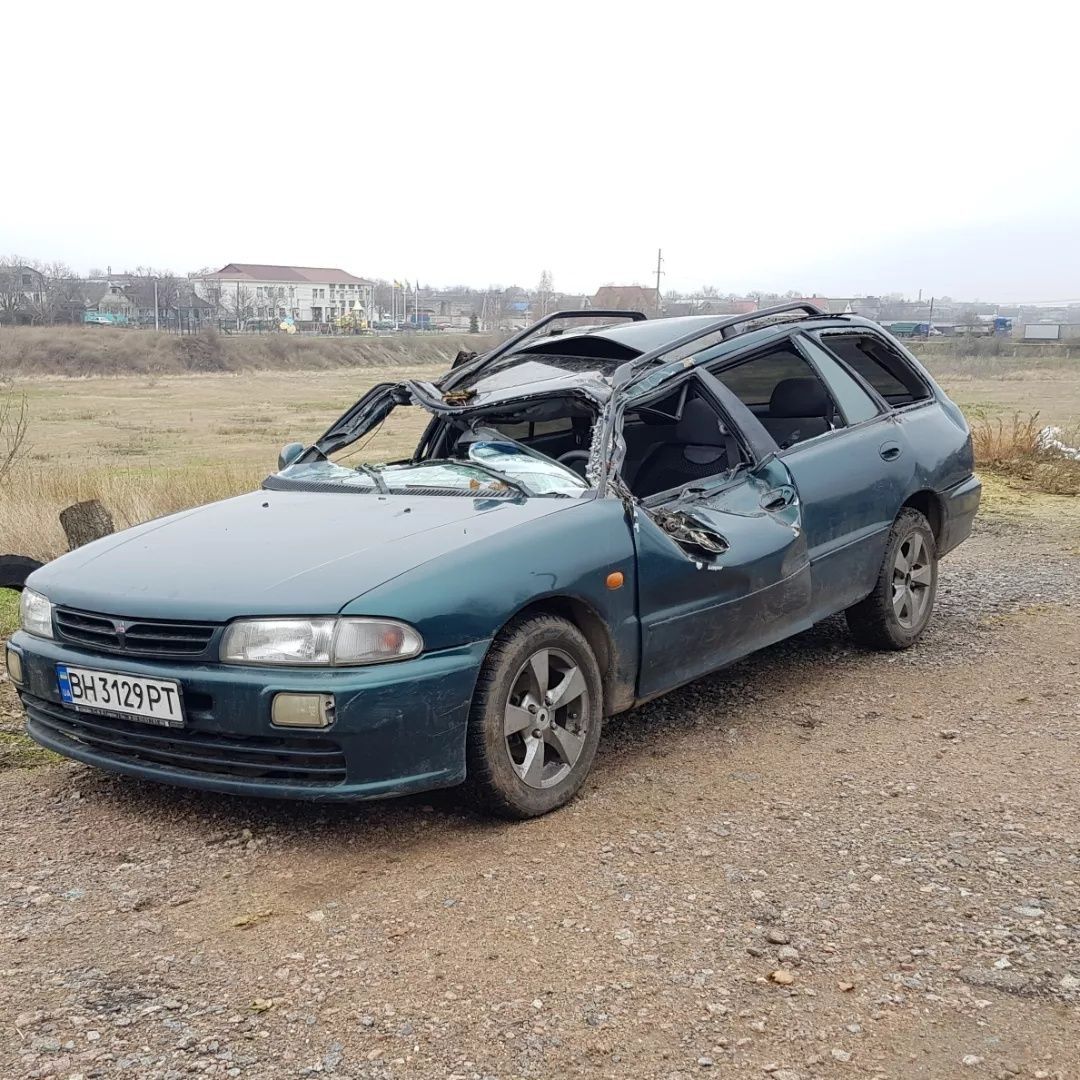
[1,502,1077,1080]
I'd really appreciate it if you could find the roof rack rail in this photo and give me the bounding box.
[628,302,825,371]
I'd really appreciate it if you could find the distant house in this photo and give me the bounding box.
[89,278,137,319]
[0,265,46,324]
[196,263,376,325]
[665,297,759,318]
[555,294,589,312]
[591,285,661,316]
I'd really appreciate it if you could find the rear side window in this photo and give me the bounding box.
[817,332,930,405]
[795,336,880,425]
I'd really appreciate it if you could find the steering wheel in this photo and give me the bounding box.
[557,450,590,477]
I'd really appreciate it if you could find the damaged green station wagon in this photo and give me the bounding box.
[9,304,981,817]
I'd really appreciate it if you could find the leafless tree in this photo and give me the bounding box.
[51,272,89,323]
[130,267,181,328]
[21,261,80,324]
[0,256,27,325]
[224,285,255,329]
[536,270,554,319]
[190,268,227,325]
[0,385,30,482]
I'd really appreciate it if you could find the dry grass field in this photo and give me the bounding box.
[1,365,443,559]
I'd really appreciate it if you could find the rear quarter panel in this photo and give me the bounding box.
[893,398,975,495]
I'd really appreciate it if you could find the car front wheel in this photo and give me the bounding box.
[846,507,938,649]
[464,614,603,818]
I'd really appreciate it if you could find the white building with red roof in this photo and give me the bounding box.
[197,263,375,326]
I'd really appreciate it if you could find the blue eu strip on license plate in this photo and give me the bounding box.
[57,664,74,703]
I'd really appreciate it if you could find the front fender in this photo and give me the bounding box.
[341,497,639,706]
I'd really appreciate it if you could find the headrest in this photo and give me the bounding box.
[676,397,727,446]
[769,377,831,419]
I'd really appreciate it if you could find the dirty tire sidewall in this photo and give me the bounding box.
[846,507,938,650]
[464,614,603,819]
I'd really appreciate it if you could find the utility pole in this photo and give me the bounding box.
[654,248,664,311]
[153,278,159,331]
[235,280,241,332]
[926,296,935,339]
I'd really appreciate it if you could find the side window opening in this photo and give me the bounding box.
[817,332,931,406]
[328,402,428,466]
[622,381,747,500]
[795,336,881,426]
[710,345,841,451]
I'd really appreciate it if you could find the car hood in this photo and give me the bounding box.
[30,489,581,621]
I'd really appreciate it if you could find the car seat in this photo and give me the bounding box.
[762,377,833,449]
[632,397,739,496]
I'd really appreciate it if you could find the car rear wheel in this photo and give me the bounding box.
[846,507,938,650]
[464,614,603,818]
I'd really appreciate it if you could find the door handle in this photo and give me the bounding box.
[879,442,903,461]
[760,485,796,512]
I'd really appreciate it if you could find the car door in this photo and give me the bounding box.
[630,373,812,700]
[775,333,914,618]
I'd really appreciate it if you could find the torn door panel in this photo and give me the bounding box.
[633,458,812,698]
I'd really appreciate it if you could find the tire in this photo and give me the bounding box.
[846,508,938,650]
[464,613,604,819]
[0,555,43,592]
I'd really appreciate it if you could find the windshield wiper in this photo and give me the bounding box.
[354,464,389,493]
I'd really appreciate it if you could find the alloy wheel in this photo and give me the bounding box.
[503,647,590,789]
[892,531,933,630]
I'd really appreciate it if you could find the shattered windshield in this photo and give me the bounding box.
[272,440,588,498]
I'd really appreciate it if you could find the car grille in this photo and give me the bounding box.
[23,694,347,785]
[54,608,219,658]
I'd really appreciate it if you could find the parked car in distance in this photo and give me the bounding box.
[9,304,980,817]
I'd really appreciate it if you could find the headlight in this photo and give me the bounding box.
[220,617,422,666]
[19,589,54,639]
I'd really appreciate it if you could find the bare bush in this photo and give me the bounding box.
[0,386,30,482]
[971,411,1080,495]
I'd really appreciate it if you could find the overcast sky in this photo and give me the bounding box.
[4,1,1077,301]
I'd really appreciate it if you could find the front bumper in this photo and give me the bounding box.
[8,631,489,801]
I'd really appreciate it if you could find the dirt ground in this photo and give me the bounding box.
[1,487,1077,1080]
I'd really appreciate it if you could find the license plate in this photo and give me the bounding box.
[56,664,185,728]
